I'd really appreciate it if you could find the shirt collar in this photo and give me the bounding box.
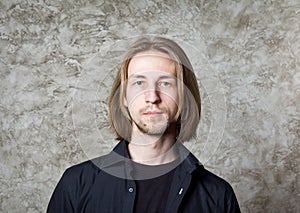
[92,139,202,176]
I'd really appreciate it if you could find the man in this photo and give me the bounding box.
[47,36,240,212]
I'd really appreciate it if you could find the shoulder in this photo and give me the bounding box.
[61,156,105,182]
[66,159,99,174]
[186,165,240,212]
[193,165,235,193]
[182,151,234,193]
[199,166,232,188]
[192,165,239,205]
[180,151,234,193]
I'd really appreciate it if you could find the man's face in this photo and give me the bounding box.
[125,51,179,136]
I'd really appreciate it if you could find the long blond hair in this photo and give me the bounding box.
[108,36,201,142]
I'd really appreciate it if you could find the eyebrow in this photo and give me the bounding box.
[129,74,176,80]
[129,75,146,79]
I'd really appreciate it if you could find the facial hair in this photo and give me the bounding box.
[133,112,170,136]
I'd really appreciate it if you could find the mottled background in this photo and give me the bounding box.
[0,0,299,212]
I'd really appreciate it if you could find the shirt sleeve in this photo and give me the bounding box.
[47,170,77,213]
[226,185,241,213]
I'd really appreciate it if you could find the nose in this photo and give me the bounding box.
[145,88,161,104]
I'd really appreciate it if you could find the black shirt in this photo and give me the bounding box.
[47,140,241,213]
[132,160,179,213]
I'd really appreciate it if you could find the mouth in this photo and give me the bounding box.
[143,111,163,116]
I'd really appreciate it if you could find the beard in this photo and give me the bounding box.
[133,113,170,136]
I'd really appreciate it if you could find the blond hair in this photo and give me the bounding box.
[108,36,201,142]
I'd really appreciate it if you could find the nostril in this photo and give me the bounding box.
[145,90,161,103]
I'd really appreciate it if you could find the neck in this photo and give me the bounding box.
[128,124,178,165]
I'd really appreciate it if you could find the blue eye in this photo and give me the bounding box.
[159,82,170,87]
[135,81,143,86]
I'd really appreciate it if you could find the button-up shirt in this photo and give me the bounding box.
[47,140,240,212]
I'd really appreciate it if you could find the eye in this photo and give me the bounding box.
[158,81,171,87]
[135,81,143,86]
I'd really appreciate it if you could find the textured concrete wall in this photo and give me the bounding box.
[0,0,299,212]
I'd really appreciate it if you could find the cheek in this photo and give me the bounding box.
[126,88,145,106]
[127,95,144,111]
[161,90,179,105]
[161,87,178,99]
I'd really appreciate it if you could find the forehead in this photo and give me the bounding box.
[127,51,176,77]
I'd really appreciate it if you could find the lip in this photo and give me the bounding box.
[143,111,163,115]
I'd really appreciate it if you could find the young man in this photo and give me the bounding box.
[47,37,240,212]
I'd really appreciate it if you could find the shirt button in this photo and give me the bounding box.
[128,187,134,193]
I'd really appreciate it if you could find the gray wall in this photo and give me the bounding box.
[1,0,299,212]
